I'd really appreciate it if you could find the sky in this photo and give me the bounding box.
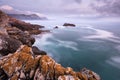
[0,0,120,16]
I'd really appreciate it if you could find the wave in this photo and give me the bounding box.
[55,39,79,51]
[84,26,118,39]
[33,33,54,48]
[81,25,120,43]
[106,56,120,69]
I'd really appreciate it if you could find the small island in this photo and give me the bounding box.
[63,23,76,27]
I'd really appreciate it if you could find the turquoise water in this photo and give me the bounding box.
[25,17,120,80]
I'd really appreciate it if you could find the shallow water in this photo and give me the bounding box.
[25,17,120,80]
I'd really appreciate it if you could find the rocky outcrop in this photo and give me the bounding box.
[0,10,48,55]
[8,16,46,34]
[0,45,100,80]
[63,23,76,27]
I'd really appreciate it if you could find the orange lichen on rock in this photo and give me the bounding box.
[0,45,100,80]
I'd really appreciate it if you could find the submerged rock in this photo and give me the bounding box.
[63,23,76,27]
[0,45,100,80]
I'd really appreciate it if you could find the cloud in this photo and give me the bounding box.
[0,0,120,16]
[0,5,46,18]
[0,0,83,14]
[0,5,13,11]
[91,0,120,16]
[63,2,96,14]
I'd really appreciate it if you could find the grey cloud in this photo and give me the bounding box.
[0,0,83,14]
[1,0,120,16]
[74,0,82,3]
[92,0,120,16]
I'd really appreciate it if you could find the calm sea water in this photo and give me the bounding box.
[25,17,120,80]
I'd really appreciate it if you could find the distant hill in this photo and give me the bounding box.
[0,5,47,20]
[7,13,47,20]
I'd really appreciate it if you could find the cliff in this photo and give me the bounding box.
[0,10,100,80]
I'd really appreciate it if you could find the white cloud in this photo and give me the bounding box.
[0,5,13,11]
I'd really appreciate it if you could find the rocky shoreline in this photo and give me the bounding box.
[0,10,100,80]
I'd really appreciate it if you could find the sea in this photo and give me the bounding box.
[24,16,120,80]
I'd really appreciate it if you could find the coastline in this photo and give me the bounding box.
[0,10,100,80]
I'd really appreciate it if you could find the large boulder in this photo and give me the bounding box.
[0,36,22,55]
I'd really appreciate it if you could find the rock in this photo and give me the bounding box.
[0,45,100,80]
[6,26,22,35]
[8,16,50,35]
[0,27,8,36]
[81,68,100,80]
[6,26,35,46]
[8,16,45,33]
[0,68,8,80]
[54,26,59,29]
[0,10,101,80]
[32,46,47,55]
[0,10,9,36]
[0,10,9,27]
[0,36,22,55]
[63,23,76,27]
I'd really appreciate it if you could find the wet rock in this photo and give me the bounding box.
[32,46,47,55]
[63,23,76,27]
